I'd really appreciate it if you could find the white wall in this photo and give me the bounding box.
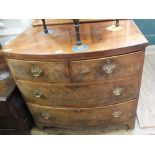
[0,19,33,47]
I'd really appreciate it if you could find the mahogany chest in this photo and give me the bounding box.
[2,20,148,129]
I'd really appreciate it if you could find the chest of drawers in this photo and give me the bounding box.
[2,20,148,130]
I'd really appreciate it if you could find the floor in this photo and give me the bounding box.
[137,47,155,128]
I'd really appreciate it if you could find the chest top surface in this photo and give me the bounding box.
[2,20,148,60]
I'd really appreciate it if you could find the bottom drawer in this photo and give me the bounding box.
[27,100,137,128]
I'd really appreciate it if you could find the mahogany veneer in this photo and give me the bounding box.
[2,20,148,130]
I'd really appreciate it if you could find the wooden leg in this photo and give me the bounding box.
[127,118,135,129]
[35,122,44,130]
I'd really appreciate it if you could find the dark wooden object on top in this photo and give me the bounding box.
[42,19,48,34]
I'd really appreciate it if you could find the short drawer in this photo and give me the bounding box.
[16,76,140,108]
[6,59,70,83]
[71,51,144,82]
[27,99,137,128]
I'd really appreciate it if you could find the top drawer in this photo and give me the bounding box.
[6,59,70,83]
[71,51,144,82]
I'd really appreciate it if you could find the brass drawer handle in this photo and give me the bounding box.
[41,112,50,119]
[103,59,115,74]
[31,64,42,77]
[112,87,123,96]
[112,111,122,118]
[33,90,42,98]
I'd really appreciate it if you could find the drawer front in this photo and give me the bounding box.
[17,76,140,108]
[27,100,137,128]
[71,51,144,82]
[6,59,70,83]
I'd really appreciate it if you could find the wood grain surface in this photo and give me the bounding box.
[16,76,140,108]
[27,99,137,129]
[6,58,71,83]
[1,20,147,130]
[71,51,144,82]
[2,20,148,60]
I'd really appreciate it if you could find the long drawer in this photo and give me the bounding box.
[16,76,140,108]
[71,51,144,82]
[6,59,70,83]
[27,99,137,128]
